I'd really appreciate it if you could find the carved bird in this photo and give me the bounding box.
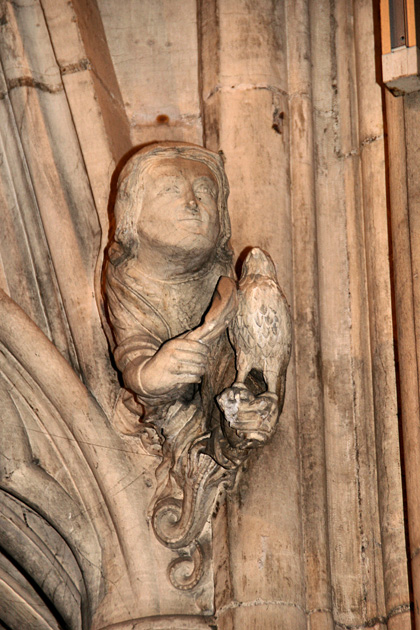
[228,248,292,399]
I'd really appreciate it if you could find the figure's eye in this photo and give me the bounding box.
[158,184,181,196]
[194,181,217,200]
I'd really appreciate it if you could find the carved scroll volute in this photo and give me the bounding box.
[103,142,292,591]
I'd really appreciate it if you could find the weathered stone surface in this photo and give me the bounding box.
[0,0,416,628]
[287,0,334,623]
[97,0,203,145]
[103,141,292,599]
[386,87,420,628]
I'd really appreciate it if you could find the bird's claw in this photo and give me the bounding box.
[217,385,279,449]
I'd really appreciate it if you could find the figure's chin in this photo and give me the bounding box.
[138,229,218,270]
[169,240,215,262]
[160,234,214,256]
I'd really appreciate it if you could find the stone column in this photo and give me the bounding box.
[199,1,305,628]
[310,0,409,627]
[354,1,411,626]
[386,87,420,628]
[403,89,420,626]
[286,0,334,627]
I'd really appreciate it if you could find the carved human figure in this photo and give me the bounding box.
[104,143,236,432]
[103,142,291,590]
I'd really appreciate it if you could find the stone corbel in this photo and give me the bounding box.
[103,144,292,592]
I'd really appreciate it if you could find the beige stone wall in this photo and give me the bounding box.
[0,0,416,628]
[386,86,420,629]
[98,0,203,145]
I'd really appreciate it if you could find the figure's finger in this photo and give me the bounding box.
[240,431,270,444]
[174,372,203,384]
[169,356,207,373]
[228,415,261,429]
[231,402,256,415]
[187,276,237,343]
[237,388,253,402]
[171,353,208,369]
[174,348,208,362]
[171,339,209,357]
[170,362,207,377]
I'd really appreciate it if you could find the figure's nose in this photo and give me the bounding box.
[185,192,199,212]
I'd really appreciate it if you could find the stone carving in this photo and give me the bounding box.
[103,142,292,590]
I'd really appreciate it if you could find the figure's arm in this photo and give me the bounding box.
[107,271,237,408]
[123,276,238,404]
[123,335,210,401]
[105,263,207,406]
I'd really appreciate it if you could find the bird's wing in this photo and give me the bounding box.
[229,290,258,354]
[236,280,290,356]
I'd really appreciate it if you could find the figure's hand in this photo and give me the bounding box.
[188,276,237,344]
[217,385,279,448]
[138,336,210,397]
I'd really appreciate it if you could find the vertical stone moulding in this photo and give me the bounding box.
[385,87,420,627]
[354,0,411,625]
[311,0,377,626]
[286,0,334,627]
[198,1,305,628]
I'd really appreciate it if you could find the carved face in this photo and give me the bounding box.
[138,157,220,257]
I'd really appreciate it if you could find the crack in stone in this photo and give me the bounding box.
[335,134,384,159]
[132,113,201,128]
[215,600,411,627]
[387,603,413,618]
[288,90,311,101]
[0,76,63,99]
[59,58,91,76]
[360,133,384,147]
[333,602,412,629]
[215,597,306,618]
[0,58,92,101]
[205,82,288,101]
[307,607,333,615]
[334,620,385,629]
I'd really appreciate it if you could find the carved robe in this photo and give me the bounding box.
[104,242,235,424]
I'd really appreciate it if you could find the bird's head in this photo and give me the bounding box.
[240,247,277,280]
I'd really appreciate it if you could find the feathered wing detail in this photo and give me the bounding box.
[228,249,292,398]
